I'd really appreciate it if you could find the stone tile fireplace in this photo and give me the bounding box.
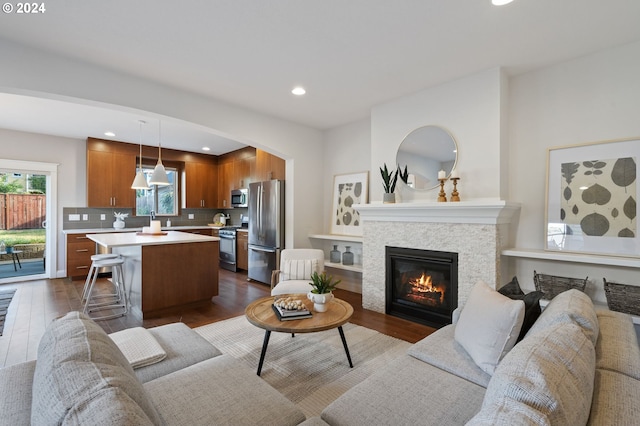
[355,201,520,324]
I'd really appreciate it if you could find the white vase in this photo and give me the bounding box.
[307,291,334,312]
[113,220,125,229]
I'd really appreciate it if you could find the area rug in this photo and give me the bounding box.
[195,316,411,418]
[0,288,17,336]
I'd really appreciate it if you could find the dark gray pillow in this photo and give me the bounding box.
[498,277,544,341]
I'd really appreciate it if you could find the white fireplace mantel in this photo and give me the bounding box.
[354,200,521,225]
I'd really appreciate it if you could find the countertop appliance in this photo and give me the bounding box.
[248,180,284,284]
[231,188,248,208]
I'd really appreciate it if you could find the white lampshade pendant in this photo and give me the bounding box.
[149,121,170,186]
[132,120,150,190]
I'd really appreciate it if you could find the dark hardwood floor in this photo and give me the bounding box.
[0,269,435,368]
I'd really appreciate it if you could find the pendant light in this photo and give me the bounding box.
[131,120,151,189]
[149,120,170,186]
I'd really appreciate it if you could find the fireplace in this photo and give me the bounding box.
[385,246,458,328]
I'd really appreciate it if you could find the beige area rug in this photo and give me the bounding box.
[195,316,411,418]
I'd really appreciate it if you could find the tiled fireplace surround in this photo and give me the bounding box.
[355,201,520,314]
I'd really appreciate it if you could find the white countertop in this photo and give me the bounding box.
[63,225,223,234]
[86,231,219,248]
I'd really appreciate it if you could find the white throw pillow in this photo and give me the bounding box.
[280,259,318,281]
[454,281,525,375]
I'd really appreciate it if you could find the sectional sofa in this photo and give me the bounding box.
[0,311,305,425]
[302,286,640,425]
[1,285,638,425]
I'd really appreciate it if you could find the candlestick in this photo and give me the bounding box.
[450,177,461,202]
[437,178,447,202]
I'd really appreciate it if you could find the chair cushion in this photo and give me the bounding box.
[454,281,525,375]
[280,258,318,281]
[31,312,161,425]
[271,280,313,296]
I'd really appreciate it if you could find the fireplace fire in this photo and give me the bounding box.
[386,246,458,328]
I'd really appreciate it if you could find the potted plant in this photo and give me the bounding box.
[307,271,341,312]
[380,163,398,203]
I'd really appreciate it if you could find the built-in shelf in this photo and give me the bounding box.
[308,234,363,243]
[502,248,640,269]
[309,234,363,273]
[324,261,362,273]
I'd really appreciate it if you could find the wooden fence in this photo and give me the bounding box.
[0,194,46,230]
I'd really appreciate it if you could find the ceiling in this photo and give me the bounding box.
[1,0,640,154]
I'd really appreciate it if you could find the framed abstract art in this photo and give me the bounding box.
[545,138,638,257]
[330,172,369,236]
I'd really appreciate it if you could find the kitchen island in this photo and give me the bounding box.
[87,231,219,319]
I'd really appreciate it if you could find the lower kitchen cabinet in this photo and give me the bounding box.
[66,233,96,280]
[237,231,248,271]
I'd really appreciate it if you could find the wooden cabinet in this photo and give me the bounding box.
[255,149,285,181]
[234,156,254,189]
[217,160,234,208]
[185,161,218,208]
[237,231,248,271]
[87,139,137,208]
[66,233,96,280]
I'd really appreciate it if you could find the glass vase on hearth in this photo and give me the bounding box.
[330,245,341,264]
[342,246,354,266]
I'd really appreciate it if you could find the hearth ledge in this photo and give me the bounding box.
[354,200,521,225]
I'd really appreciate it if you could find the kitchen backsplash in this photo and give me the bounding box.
[62,207,248,230]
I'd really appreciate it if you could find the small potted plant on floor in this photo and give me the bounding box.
[380,163,398,203]
[308,271,341,312]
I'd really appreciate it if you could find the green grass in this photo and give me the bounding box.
[0,229,46,246]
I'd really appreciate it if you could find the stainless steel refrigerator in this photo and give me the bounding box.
[248,180,284,284]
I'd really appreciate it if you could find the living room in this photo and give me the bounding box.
[1,2,640,424]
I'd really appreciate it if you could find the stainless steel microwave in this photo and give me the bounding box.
[231,188,248,208]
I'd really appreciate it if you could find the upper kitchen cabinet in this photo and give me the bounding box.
[255,149,285,181]
[87,138,137,208]
[185,160,218,208]
[217,159,234,208]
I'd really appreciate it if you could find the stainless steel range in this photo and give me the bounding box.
[219,226,240,272]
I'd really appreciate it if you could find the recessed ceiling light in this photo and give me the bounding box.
[292,87,306,96]
[202,147,210,151]
[104,131,116,137]
[492,0,514,5]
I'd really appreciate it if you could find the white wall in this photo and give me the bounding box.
[507,40,640,301]
[322,118,371,234]
[0,129,86,276]
[370,68,506,203]
[0,39,324,251]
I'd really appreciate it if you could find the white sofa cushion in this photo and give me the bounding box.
[454,281,525,375]
[470,321,595,426]
[594,310,640,379]
[525,288,599,346]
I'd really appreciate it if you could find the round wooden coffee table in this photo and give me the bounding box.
[245,295,354,376]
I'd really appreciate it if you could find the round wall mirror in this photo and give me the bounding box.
[396,125,458,191]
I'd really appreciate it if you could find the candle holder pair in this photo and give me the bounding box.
[437,177,461,202]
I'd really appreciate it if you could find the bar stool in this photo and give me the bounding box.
[83,256,128,320]
[81,253,120,304]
